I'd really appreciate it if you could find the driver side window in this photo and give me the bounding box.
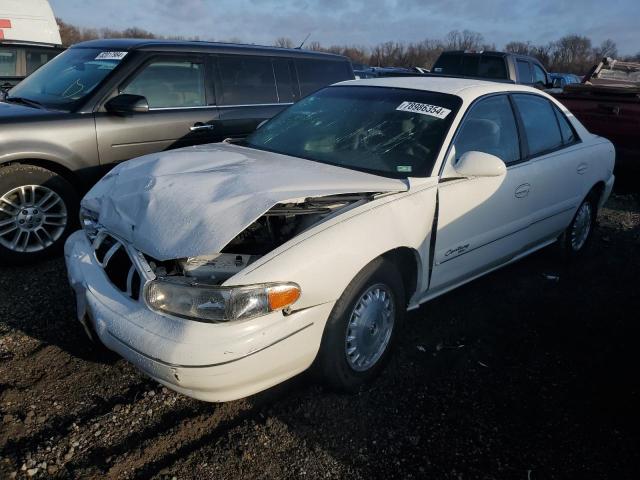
[454,95,521,165]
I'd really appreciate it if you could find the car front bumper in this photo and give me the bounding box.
[64,230,334,402]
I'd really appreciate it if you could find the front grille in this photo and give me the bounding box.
[93,233,142,300]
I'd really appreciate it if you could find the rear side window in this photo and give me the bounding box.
[516,60,532,84]
[432,53,460,74]
[296,59,351,97]
[553,106,578,145]
[0,49,17,76]
[454,95,520,165]
[478,56,508,79]
[513,94,563,156]
[123,60,206,108]
[25,49,60,75]
[217,56,278,105]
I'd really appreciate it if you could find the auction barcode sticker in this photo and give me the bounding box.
[95,51,128,60]
[396,101,451,119]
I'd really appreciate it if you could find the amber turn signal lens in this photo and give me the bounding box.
[267,284,301,311]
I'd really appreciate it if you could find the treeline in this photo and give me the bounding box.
[57,18,640,74]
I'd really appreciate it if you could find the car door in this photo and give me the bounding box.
[94,54,221,165]
[511,94,585,241]
[427,94,537,293]
[212,55,293,141]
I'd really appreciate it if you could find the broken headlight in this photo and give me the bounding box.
[145,277,301,322]
[79,207,99,240]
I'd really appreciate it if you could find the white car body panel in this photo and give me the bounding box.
[65,77,615,401]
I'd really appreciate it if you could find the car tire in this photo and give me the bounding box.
[0,164,78,265]
[316,257,405,393]
[559,192,598,257]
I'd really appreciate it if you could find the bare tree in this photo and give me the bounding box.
[274,37,294,48]
[594,39,618,61]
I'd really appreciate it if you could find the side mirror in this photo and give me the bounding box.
[551,78,563,89]
[455,151,506,177]
[105,94,149,115]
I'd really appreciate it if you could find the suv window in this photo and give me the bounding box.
[123,60,206,109]
[513,94,563,156]
[296,59,351,97]
[478,56,508,79]
[516,60,532,84]
[454,95,520,164]
[553,106,577,145]
[273,58,296,103]
[532,64,547,85]
[217,56,278,105]
[26,49,61,75]
[0,49,17,76]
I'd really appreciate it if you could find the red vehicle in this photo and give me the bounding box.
[551,58,640,169]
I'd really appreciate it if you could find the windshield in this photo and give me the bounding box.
[242,86,462,178]
[8,48,127,110]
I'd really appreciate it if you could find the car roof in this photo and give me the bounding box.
[336,76,545,102]
[70,38,348,60]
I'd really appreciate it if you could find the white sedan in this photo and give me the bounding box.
[65,77,615,402]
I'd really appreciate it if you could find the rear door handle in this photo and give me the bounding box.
[577,163,588,175]
[190,122,214,132]
[515,183,531,198]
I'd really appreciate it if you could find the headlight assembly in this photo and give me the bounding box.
[145,277,301,322]
[79,207,99,240]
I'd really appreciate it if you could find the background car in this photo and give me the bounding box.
[0,39,354,265]
[65,77,615,402]
[432,50,553,87]
[549,72,582,88]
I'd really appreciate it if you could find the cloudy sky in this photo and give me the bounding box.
[49,0,640,55]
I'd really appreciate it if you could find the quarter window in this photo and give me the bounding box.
[553,106,577,145]
[122,60,206,109]
[217,56,278,105]
[516,60,532,84]
[513,94,563,156]
[454,95,521,165]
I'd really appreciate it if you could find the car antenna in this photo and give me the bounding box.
[297,33,311,49]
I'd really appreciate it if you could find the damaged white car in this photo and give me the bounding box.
[65,77,615,402]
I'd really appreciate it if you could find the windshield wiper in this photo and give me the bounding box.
[5,96,45,109]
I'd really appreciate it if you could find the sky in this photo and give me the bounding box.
[49,0,640,55]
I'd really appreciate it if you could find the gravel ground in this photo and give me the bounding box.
[1,189,639,479]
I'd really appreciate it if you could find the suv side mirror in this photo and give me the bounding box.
[551,77,563,89]
[105,94,149,115]
[455,151,506,177]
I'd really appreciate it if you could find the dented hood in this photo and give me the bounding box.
[83,143,408,260]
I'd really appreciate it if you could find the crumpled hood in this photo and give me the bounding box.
[83,142,408,260]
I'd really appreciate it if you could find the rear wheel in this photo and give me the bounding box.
[316,257,405,392]
[559,193,597,257]
[0,164,78,265]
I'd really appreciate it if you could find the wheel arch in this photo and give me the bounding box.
[382,246,422,306]
[0,158,83,194]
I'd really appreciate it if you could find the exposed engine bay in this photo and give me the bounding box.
[147,193,374,284]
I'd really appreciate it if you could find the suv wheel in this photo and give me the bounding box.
[0,164,78,265]
[316,257,405,392]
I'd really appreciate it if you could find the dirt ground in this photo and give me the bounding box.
[1,186,639,479]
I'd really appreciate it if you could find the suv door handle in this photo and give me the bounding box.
[190,122,214,132]
[515,183,531,198]
[577,163,588,175]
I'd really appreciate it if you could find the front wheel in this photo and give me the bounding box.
[0,164,78,265]
[316,257,405,392]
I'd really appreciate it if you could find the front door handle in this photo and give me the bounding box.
[515,183,531,198]
[577,163,588,175]
[190,122,214,132]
